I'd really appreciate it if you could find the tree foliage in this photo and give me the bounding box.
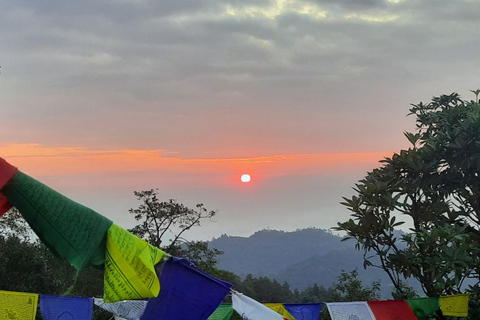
[236,274,294,303]
[335,92,480,299]
[0,206,32,241]
[330,269,381,302]
[128,189,223,271]
[128,189,216,248]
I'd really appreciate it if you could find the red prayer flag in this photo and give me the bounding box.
[0,194,12,216]
[0,157,18,217]
[367,300,417,320]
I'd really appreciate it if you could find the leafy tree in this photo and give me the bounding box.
[335,92,480,299]
[170,239,223,274]
[471,89,480,103]
[316,270,380,320]
[236,274,294,303]
[330,269,380,302]
[294,283,334,304]
[0,207,32,241]
[128,189,223,270]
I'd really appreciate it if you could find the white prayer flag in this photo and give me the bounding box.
[94,298,148,320]
[232,292,286,320]
[326,301,376,320]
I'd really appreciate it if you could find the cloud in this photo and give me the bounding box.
[307,0,387,11]
[1,0,479,160]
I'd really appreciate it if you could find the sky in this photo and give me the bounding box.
[1,0,480,241]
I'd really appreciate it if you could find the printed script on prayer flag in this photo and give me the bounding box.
[103,224,166,302]
[326,302,376,320]
[440,294,469,317]
[1,171,112,270]
[0,290,38,320]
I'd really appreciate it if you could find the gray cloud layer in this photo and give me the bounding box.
[2,0,480,156]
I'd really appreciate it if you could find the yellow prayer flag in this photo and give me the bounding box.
[440,293,469,317]
[103,224,166,302]
[265,303,296,320]
[0,290,38,320]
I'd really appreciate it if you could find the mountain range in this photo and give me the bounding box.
[209,228,421,298]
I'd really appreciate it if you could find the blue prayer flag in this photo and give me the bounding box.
[284,303,322,320]
[140,257,232,320]
[40,294,93,320]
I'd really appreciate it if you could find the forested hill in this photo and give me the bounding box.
[209,228,416,297]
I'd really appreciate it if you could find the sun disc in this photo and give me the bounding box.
[241,174,251,183]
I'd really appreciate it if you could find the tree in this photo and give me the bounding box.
[330,269,381,302]
[335,92,480,299]
[0,207,32,241]
[128,189,223,271]
[314,270,380,320]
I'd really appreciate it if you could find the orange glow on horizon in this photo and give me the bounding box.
[0,143,393,188]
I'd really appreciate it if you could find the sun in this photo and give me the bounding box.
[240,174,251,183]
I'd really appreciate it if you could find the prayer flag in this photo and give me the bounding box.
[140,257,232,320]
[40,294,93,320]
[208,303,234,320]
[0,290,38,320]
[326,302,376,320]
[406,297,439,320]
[265,303,295,319]
[103,224,166,302]
[94,298,148,320]
[0,157,17,217]
[0,194,12,217]
[440,294,469,317]
[232,292,286,320]
[0,170,112,270]
[368,300,417,320]
[283,303,322,320]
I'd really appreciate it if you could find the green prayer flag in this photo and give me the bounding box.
[407,297,439,320]
[1,171,112,270]
[208,303,234,320]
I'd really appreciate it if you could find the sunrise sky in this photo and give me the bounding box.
[1,0,479,240]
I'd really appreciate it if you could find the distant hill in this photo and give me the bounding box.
[209,228,421,298]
